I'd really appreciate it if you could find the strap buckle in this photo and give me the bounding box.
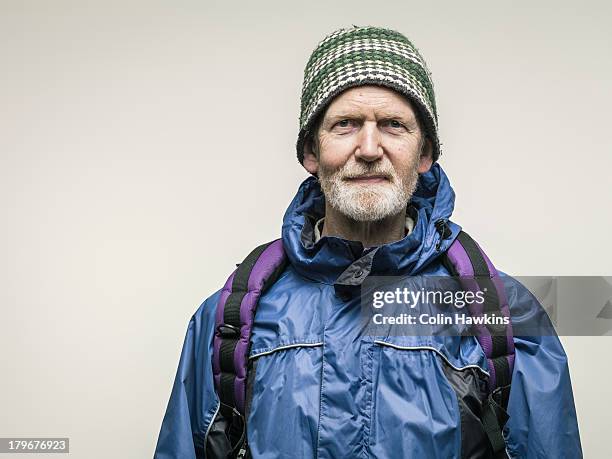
[491,384,511,410]
[237,444,247,459]
[216,323,241,338]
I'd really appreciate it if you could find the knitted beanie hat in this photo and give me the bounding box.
[296,25,440,164]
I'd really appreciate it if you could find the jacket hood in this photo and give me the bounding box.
[281,162,462,285]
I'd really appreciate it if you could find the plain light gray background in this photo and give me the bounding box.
[1,1,610,457]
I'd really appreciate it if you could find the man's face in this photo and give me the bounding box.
[303,85,433,222]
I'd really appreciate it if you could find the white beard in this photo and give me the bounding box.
[319,159,420,222]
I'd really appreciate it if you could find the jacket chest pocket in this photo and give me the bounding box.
[363,339,495,459]
[246,342,324,459]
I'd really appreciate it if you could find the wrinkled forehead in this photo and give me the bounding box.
[321,85,420,121]
[311,85,424,136]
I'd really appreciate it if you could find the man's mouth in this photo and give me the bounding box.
[344,174,390,184]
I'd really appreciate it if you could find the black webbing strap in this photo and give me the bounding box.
[482,388,511,457]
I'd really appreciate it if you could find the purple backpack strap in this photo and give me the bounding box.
[442,230,515,456]
[212,238,286,455]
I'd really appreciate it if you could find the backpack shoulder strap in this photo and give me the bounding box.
[211,238,287,457]
[442,230,515,394]
[441,230,515,457]
[213,238,287,416]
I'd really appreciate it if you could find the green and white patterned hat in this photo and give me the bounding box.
[296,25,440,164]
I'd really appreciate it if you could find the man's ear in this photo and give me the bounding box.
[417,136,434,173]
[302,136,320,175]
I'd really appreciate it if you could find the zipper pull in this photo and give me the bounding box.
[237,444,247,459]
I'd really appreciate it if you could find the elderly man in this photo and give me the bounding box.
[154,26,582,459]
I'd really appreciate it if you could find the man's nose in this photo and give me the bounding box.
[355,122,383,161]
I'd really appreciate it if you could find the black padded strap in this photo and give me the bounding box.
[491,355,511,389]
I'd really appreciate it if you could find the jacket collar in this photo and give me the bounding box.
[313,215,416,244]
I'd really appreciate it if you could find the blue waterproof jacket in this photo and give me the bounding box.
[154,163,582,458]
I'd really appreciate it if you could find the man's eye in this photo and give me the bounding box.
[336,119,352,128]
[387,120,405,129]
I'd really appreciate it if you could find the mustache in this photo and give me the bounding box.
[338,164,396,180]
